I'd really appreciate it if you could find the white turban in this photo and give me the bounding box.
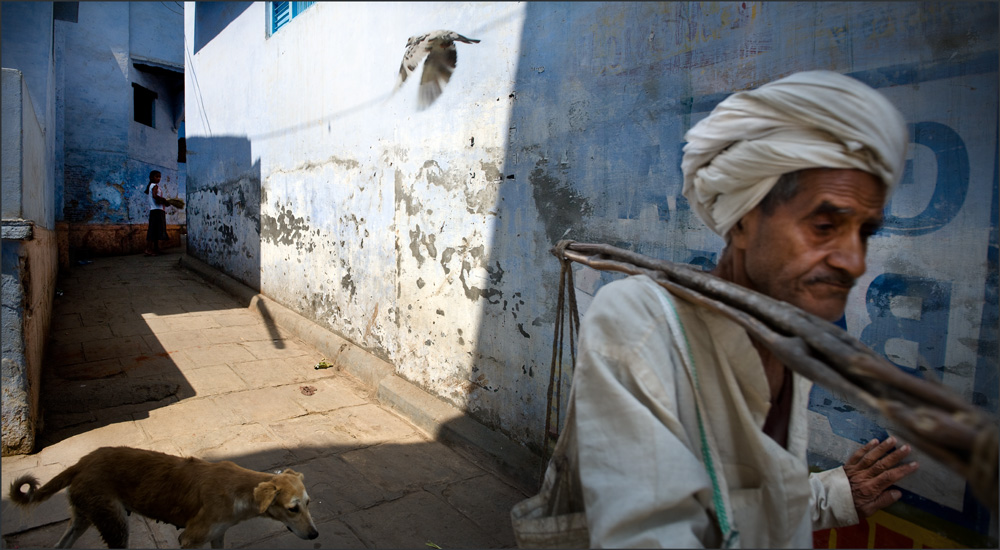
[680,70,908,236]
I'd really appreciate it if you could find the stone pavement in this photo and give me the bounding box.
[1,245,533,549]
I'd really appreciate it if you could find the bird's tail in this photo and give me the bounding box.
[9,466,78,507]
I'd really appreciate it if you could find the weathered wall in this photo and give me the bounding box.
[0,228,59,455]
[57,1,185,257]
[129,1,185,68]
[1,66,59,455]
[185,2,997,543]
[2,3,59,455]
[185,0,524,404]
[1,3,57,230]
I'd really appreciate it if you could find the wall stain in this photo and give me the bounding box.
[341,271,357,300]
[459,244,503,304]
[395,169,423,216]
[192,174,262,248]
[219,224,237,246]
[530,159,593,244]
[423,232,437,259]
[441,247,456,274]
[409,225,426,267]
[487,261,505,286]
[419,159,462,192]
[261,206,315,252]
[480,160,502,182]
[272,155,361,175]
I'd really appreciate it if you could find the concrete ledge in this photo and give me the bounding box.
[177,254,543,492]
[2,219,34,241]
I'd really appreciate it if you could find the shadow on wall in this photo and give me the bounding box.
[185,135,262,291]
[473,3,710,461]
[193,2,253,54]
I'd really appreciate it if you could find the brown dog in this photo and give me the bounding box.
[8,446,319,548]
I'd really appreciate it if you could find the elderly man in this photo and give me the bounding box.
[567,71,920,548]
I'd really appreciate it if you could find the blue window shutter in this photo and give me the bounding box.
[292,1,314,17]
[272,1,290,33]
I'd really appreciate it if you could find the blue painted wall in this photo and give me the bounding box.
[185,2,997,541]
[1,1,57,230]
[57,1,185,228]
[1,3,60,455]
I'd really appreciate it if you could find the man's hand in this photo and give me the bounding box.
[843,436,919,518]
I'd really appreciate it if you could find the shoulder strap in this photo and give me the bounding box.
[652,284,741,549]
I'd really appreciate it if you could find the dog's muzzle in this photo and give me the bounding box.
[288,526,320,540]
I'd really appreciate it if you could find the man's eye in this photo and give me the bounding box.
[861,225,880,240]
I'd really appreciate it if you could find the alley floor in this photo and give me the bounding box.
[1,244,528,549]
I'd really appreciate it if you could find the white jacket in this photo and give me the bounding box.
[569,275,858,548]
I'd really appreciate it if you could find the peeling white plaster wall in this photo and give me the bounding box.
[185,2,533,435]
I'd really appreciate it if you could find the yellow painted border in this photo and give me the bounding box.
[866,510,966,549]
[824,510,967,549]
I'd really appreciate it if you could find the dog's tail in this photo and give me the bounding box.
[9,466,78,507]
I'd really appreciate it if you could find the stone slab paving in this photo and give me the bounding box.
[2,249,528,548]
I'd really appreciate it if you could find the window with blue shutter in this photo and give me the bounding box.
[270,1,314,35]
[292,1,314,17]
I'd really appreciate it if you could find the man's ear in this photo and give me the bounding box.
[728,211,757,250]
[254,482,278,514]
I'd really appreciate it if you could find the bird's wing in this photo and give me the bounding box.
[450,32,481,44]
[395,33,432,90]
[417,41,458,109]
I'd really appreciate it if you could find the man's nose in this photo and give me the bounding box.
[828,232,867,279]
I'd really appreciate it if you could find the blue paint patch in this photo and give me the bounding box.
[682,250,717,272]
[847,50,999,90]
[861,273,952,377]
[883,122,970,236]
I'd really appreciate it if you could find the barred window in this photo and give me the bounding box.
[268,1,314,35]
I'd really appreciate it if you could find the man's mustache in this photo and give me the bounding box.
[806,271,855,290]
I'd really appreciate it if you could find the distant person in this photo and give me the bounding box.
[144,170,168,256]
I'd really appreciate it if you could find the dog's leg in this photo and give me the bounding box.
[87,501,129,548]
[55,510,92,549]
[209,534,225,549]
[178,521,210,549]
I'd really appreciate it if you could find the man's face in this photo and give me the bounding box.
[152,173,161,183]
[730,168,886,321]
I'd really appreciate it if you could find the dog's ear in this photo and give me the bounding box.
[253,482,278,514]
[281,468,305,481]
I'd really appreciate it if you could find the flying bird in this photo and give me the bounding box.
[395,30,480,110]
